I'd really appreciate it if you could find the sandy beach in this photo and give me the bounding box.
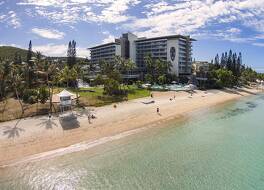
[0,87,262,166]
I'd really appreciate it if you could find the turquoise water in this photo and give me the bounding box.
[1,95,264,189]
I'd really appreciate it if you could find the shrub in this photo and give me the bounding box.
[22,89,38,104]
[93,74,104,86]
[135,80,143,88]
[145,74,153,84]
[215,69,235,88]
[158,75,166,85]
[38,86,49,104]
[103,79,122,96]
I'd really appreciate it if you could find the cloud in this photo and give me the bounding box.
[0,11,21,28]
[252,43,264,47]
[32,28,65,39]
[33,44,90,58]
[193,27,253,44]
[125,0,264,39]
[18,0,140,24]
[102,35,116,44]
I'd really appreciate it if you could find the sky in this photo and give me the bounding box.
[0,0,264,72]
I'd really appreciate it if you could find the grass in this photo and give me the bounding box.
[0,85,150,122]
[57,85,150,107]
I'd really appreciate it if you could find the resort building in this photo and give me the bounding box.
[89,40,121,65]
[89,32,196,77]
[192,61,210,74]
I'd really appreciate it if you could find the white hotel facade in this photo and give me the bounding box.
[89,32,195,77]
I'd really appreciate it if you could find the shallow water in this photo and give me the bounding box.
[1,95,264,190]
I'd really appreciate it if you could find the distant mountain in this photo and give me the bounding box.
[0,46,86,62]
[0,46,33,61]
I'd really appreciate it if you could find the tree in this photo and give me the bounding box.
[232,53,238,76]
[10,65,25,115]
[25,40,36,88]
[220,53,225,68]
[38,86,49,104]
[27,40,32,62]
[0,60,11,100]
[158,75,166,85]
[241,67,257,83]
[145,74,153,83]
[144,55,172,84]
[226,49,233,71]
[103,78,121,96]
[59,66,72,88]
[214,54,220,67]
[215,68,235,88]
[67,40,77,68]
[14,52,22,65]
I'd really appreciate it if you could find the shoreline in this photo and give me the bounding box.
[0,88,262,167]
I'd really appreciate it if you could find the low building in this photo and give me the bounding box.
[89,32,196,77]
[192,61,210,74]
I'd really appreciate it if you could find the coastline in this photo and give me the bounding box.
[0,87,262,167]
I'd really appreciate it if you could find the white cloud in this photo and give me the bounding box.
[18,0,140,24]
[0,11,21,28]
[32,28,65,39]
[33,44,90,58]
[252,43,264,47]
[102,35,116,44]
[192,26,256,45]
[227,28,241,34]
[0,43,22,48]
[125,0,264,39]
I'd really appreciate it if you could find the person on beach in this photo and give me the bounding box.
[88,114,91,124]
[157,107,159,113]
[48,113,51,120]
[151,93,153,98]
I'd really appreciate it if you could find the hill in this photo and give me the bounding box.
[0,46,32,61]
[0,46,86,62]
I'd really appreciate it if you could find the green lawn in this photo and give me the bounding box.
[56,85,150,107]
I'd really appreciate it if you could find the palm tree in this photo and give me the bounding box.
[114,56,136,88]
[10,64,25,116]
[59,66,72,88]
[0,60,11,100]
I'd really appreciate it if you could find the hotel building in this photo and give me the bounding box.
[89,32,195,77]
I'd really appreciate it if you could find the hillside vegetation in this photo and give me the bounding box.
[0,46,86,61]
[0,46,33,61]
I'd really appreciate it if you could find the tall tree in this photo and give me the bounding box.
[220,53,225,68]
[10,64,25,115]
[26,40,35,88]
[214,54,220,69]
[67,40,77,68]
[27,40,32,62]
[0,60,11,100]
[232,53,238,76]
[226,50,233,71]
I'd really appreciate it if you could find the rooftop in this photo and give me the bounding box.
[88,41,120,50]
[135,35,196,42]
